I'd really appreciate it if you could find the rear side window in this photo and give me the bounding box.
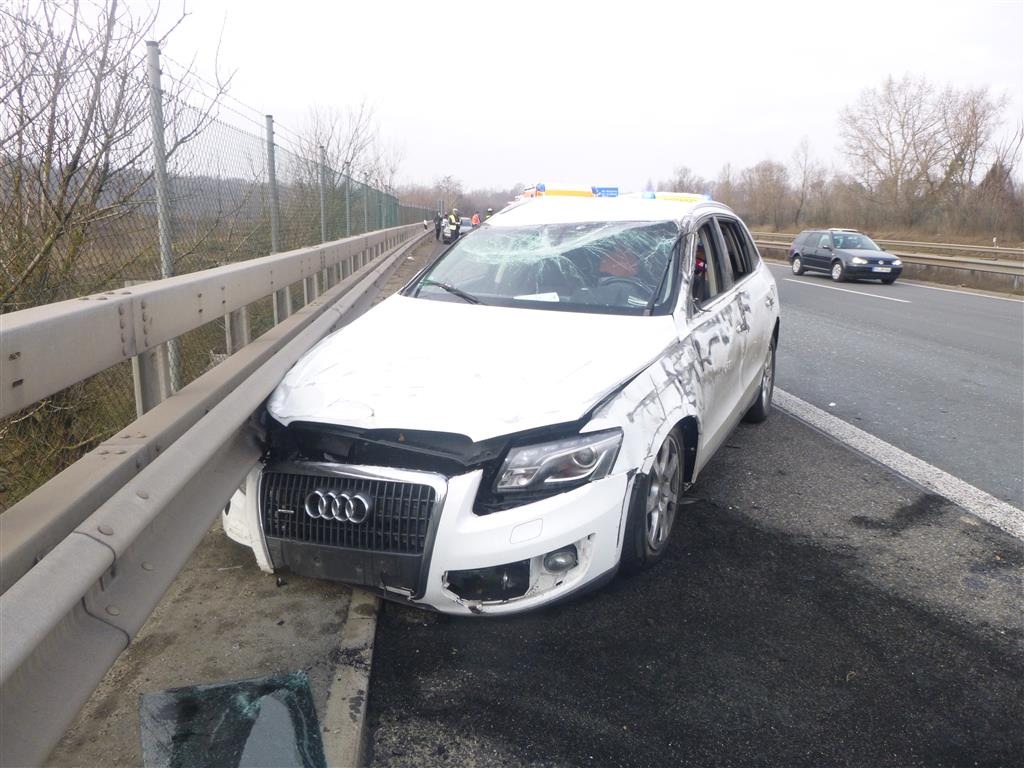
[718,218,754,280]
[798,231,817,247]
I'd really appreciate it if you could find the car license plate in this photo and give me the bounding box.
[872,266,892,273]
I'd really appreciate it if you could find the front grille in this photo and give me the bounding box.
[260,469,437,554]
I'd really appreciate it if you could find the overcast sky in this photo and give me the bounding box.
[146,0,1023,191]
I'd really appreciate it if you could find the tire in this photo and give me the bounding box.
[791,255,805,275]
[621,430,684,574]
[881,277,896,285]
[831,260,846,282]
[743,335,776,423]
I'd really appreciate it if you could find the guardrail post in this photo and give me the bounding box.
[127,278,172,416]
[303,276,318,305]
[145,41,181,393]
[225,307,250,355]
[274,285,292,324]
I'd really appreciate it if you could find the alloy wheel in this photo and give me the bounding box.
[645,434,682,552]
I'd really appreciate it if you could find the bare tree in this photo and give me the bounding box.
[436,174,463,212]
[365,137,404,193]
[711,163,736,208]
[838,75,1009,229]
[295,101,379,183]
[839,76,945,226]
[932,86,1008,214]
[790,137,824,226]
[659,165,709,194]
[971,119,1024,237]
[739,161,791,230]
[0,0,227,311]
[0,0,231,511]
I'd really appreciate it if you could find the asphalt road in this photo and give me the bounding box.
[766,262,1024,506]
[367,414,1023,768]
[47,239,1022,767]
[367,252,1024,767]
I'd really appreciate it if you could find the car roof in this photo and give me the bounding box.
[487,194,733,227]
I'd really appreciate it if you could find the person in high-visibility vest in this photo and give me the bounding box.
[471,211,481,226]
[485,207,494,219]
[448,208,460,238]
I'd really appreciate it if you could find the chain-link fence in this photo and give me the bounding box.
[0,32,433,511]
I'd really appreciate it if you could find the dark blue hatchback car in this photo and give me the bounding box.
[789,229,903,284]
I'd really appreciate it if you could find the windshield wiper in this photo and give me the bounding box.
[419,279,481,304]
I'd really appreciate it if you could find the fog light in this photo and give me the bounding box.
[543,545,578,573]
[447,560,530,601]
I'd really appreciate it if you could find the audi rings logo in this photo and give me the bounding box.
[304,489,373,524]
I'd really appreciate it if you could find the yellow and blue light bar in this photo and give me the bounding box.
[638,191,713,202]
[522,183,620,198]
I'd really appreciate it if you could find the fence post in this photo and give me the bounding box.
[265,115,289,323]
[319,145,328,244]
[343,161,351,238]
[306,145,327,303]
[363,180,369,234]
[145,41,181,393]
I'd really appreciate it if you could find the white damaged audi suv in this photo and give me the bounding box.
[223,190,780,615]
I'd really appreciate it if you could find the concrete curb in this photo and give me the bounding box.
[323,588,380,768]
[314,232,435,767]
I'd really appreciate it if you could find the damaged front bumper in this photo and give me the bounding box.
[223,462,633,615]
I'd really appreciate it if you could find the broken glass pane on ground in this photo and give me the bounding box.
[139,671,326,768]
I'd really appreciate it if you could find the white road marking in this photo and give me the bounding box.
[782,278,911,303]
[774,388,1024,540]
[768,261,1023,304]
[902,282,1024,303]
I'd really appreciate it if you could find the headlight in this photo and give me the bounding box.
[892,259,902,266]
[851,256,868,265]
[495,429,622,492]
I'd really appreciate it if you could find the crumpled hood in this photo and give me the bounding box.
[267,295,676,442]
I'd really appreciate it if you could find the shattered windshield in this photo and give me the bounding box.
[408,221,681,315]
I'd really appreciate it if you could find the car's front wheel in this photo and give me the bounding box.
[621,431,683,574]
[831,260,847,282]
[791,255,805,275]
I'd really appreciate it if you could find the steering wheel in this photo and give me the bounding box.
[597,275,649,292]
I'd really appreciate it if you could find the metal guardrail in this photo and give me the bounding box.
[752,234,1024,294]
[751,232,1024,261]
[0,223,430,766]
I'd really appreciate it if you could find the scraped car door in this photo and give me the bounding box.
[681,219,747,469]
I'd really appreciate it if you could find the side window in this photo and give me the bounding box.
[717,218,753,280]
[799,231,816,247]
[739,224,762,268]
[692,223,724,305]
[817,233,832,249]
